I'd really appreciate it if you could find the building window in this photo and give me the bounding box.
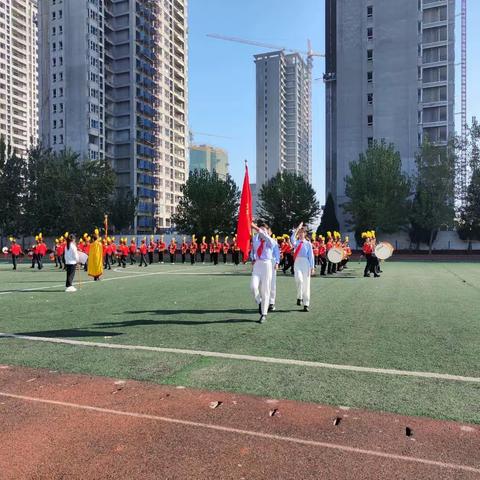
[59,134,64,144]
[53,120,57,129]
[367,49,373,61]
[367,28,373,40]
[367,93,373,105]
[368,137,374,147]
[367,5,373,17]
[367,71,373,83]
[367,115,373,127]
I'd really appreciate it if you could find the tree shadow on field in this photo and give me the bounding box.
[14,329,123,338]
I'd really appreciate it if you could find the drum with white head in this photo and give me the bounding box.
[375,242,394,260]
[327,247,344,264]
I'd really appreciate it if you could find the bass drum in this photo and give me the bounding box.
[327,247,344,264]
[2,247,8,254]
[375,242,394,260]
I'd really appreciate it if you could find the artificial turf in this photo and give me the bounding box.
[0,259,479,423]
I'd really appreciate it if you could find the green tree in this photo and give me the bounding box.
[258,171,320,234]
[410,139,455,253]
[0,137,26,237]
[23,148,116,235]
[316,193,339,236]
[108,188,138,233]
[172,169,239,238]
[457,119,480,248]
[343,140,411,235]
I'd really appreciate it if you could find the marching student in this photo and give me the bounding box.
[362,233,379,278]
[281,236,294,275]
[148,236,156,264]
[119,239,129,268]
[268,231,280,312]
[200,236,208,264]
[129,239,137,265]
[318,235,327,276]
[64,234,79,292]
[55,238,65,270]
[157,235,166,263]
[169,238,177,263]
[222,237,230,264]
[209,236,215,263]
[139,238,148,267]
[213,235,221,265]
[312,233,321,267]
[232,235,240,266]
[181,237,188,264]
[326,232,334,274]
[189,235,198,265]
[251,221,277,324]
[9,237,22,270]
[34,234,46,270]
[103,238,112,270]
[291,222,315,312]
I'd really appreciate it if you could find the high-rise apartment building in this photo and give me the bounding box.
[325,0,455,230]
[39,0,188,233]
[189,144,228,180]
[0,0,38,156]
[255,51,312,189]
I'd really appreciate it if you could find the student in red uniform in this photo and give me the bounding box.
[232,235,240,265]
[9,237,22,270]
[312,233,321,267]
[120,239,129,268]
[189,235,198,265]
[326,232,335,275]
[200,236,208,264]
[148,236,156,264]
[157,235,166,263]
[29,238,38,269]
[139,238,148,267]
[209,237,215,263]
[318,236,327,276]
[129,239,137,265]
[57,237,66,270]
[103,239,111,270]
[222,237,230,264]
[181,237,188,264]
[362,233,379,278]
[213,235,221,265]
[36,235,47,270]
[169,238,177,263]
[281,236,294,275]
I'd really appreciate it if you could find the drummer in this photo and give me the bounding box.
[291,222,315,312]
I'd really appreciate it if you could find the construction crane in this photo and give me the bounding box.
[460,0,468,205]
[189,131,235,143]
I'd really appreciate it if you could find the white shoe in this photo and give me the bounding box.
[65,286,77,292]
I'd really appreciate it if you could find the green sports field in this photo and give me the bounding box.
[0,259,479,423]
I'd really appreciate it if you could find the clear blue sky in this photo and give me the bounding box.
[188,0,479,204]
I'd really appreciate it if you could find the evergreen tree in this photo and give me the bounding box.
[317,193,339,236]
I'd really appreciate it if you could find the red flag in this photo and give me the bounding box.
[236,164,253,262]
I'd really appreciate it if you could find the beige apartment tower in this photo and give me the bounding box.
[0,0,38,156]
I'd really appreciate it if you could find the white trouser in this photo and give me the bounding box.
[250,259,273,316]
[294,257,311,306]
[270,259,277,305]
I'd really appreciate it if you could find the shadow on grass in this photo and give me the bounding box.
[14,329,123,338]
[93,318,259,328]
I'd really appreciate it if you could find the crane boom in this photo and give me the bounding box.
[207,33,324,58]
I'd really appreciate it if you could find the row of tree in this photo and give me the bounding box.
[0,140,137,237]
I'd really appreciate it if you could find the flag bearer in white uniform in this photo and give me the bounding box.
[291,222,315,312]
[268,232,280,312]
[251,222,277,324]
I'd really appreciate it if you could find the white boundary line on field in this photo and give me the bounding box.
[0,266,234,295]
[1,333,479,383]
[0,392,478,474]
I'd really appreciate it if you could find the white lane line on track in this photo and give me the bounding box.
[0,266,233,295]
[0,391,478,474]
[1,333,479,383]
